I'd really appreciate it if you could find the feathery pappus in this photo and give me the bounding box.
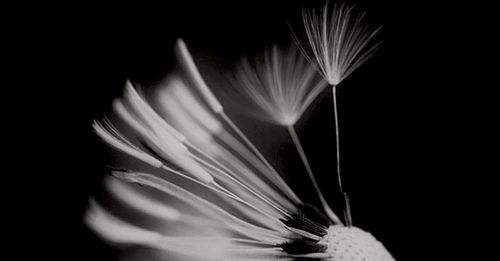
[86,3,393,261]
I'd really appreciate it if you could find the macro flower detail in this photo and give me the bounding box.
[299,3,382,226]
[232,45,327,127]
[301,3,382,86]
[86,3,394,261]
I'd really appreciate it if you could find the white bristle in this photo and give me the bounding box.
[175,38,223,113]
[85,200,163,244]
[169,77,223,134]
[105,177,181,221]
[232,45,326,126]
[300,3,381,85]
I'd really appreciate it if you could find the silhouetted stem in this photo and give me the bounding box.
[332,85,352,227]
[287,125,342,224]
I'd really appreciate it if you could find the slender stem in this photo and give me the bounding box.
[211,181,282,223]
[287,125,342,224]
[332,85,352,227]
[187,145,293,218]
[332,86,343,190]
[219,112,303,205]
[156,163,282,224]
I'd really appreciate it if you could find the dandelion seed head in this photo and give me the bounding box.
[89,74,396,260]
[87,3,393,258]
[301,3,382,85]
[231,45,327,126]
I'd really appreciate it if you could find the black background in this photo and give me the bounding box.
[15,0,485,260]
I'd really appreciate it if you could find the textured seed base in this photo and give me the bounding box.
[320,226,395,261]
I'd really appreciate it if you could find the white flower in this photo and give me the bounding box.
[86,38,395,261]
[231,45,327,126]
[301,3,382,85]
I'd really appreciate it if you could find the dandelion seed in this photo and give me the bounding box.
[232,45,326,127]
[298,2,382,226]
[86,6,393,259]
[232,44,342,224]
[300,2,382,86]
